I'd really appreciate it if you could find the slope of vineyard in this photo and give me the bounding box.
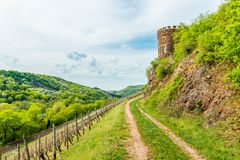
[0,70,116,144]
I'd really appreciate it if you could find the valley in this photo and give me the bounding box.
[1,0,240,159]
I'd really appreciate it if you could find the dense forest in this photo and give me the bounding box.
[0,70,116,144]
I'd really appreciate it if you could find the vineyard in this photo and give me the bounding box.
[0,93,141,160]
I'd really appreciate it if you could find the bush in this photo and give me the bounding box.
[146,58,159,78]
[196,52,222,65]
[228,66,240,88]
[174,3,238,63]
[172,0,240,87]
[156,58,171,80]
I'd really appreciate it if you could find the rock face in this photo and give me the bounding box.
[147,67,159,95]
[174,55,237,124]
[148,53,238,125]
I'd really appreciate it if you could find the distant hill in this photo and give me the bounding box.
[0,70,116,144]
[109,85,144,98]
[0,70,114,105]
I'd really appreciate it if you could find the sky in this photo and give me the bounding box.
[0,0,222,90]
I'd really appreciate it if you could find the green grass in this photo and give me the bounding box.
[61,103,129,160]
[140,100,240,160]
[130,99,188,160]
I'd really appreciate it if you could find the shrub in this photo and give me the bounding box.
[146,58,159,77]
[156,58,171,80]
[171,0,240,87]
[228,66,240,88]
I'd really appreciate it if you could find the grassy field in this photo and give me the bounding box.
[130,99,188,160]
[61,102,129,160]
[139,99,240,160]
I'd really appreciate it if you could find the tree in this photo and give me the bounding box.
[0,110,22,143]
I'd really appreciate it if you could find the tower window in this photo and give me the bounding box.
[162,37,166,42]
[162,45,167,54]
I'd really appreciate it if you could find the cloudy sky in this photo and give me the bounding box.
[0,0,221,90]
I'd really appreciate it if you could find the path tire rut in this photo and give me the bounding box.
[139,108,205,160]
[125,100,149,160]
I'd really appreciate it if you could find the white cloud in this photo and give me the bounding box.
[0,54,18,69]
[67,51,87,61]
[120,44,131,50]
[0,0,222,90]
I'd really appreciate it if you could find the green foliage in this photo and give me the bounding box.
[145,74,183,114]
[0,110,22,143]
[174,0,240,64]
[173,24,196,64]
[150,58,159,67]
[0,70,115,144]
[228,65,240,88]
[0,103,17,111]
[0,70,113,104]
[172,0,240,87]
[146,58,159,77]
[146,57,173,82]
[156,58,171,80]
[110,85,144,98]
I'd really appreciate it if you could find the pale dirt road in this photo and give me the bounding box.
[125,100,149,160]
[139,108,205,160]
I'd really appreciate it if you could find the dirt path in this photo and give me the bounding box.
[125,100,149,160]
[139,108,205,160]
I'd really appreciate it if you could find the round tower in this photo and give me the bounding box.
[157,26,177,58]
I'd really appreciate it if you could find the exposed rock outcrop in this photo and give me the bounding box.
[175,55,238,125]
[147,54,239,126]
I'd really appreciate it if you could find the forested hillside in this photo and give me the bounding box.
[0,70,115,144]
[144,0,240,152]
[109,85,144,98]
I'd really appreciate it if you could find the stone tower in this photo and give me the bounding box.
[157,26,177,58]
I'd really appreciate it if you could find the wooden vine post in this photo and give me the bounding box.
[81,114,85,135]
[17,144,20,160]
[0,145,2,160]
[34,141,37,159]
[101,107,104,114]
[44,137,48,157]
[63,123,66,147]
[23,134,30,160]
[52,124,57,159]
[66,119,69,150]
[88,112,91,130]
[38,136,41,160]
[96,110,100,122]
[102,107,105,116]
[75,116,79,142]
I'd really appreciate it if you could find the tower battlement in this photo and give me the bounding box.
[157,26,177,58]
[158,25,177,33]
